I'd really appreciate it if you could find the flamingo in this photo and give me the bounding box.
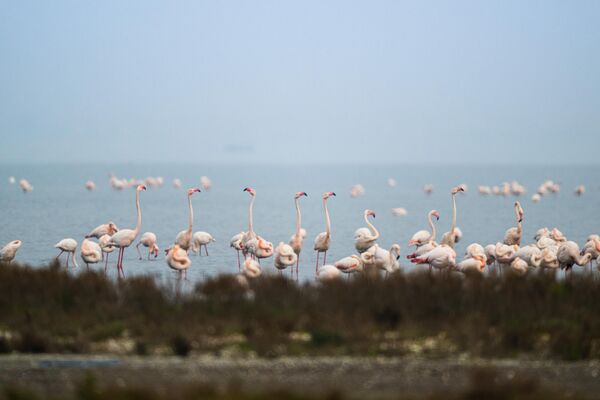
[175,188,202,251]
[109,184,146,278]
[0,240,22,263]
[274,242,298,272]
[136,232,159,260]
[354,209,379,253]
[531,247,560,270]
[494,242,517,268]
[534,227,550,241]
[515,245,542,267]
[316,264,342,282]
[314,192,336,272]
[455,254,486,276]
[85,222,119,239]
[242,255,262,278]
[503,201,524,246]
[230,232,245,270]
[408,210,439,248]
[411,245,456,271]
[484,244,496,267]
[509,258,529,276]
[85,181,96,191]
[80,239,102,269]
[441,186,465,248]
[99,234,115,272]
[334,255,364,275]
[289,191,308,274]
[240,189,274,261]
[582,235,600,268]
[362,244,401,274]
[240,187,258,250]
[465,243,486,260]
[55,238,79,268]
[165,244,191,280]
[557,241,593,271]
[192,232,216,256]
[407,210,439,260]
[550,228,567,243]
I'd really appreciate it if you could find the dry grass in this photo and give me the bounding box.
[1,261,599,360]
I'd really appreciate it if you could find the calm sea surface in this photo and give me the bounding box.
[1,164,599,285]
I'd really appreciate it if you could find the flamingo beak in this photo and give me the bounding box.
[396,255,400,260]
[330,192,336,196]
[302,192,308,197]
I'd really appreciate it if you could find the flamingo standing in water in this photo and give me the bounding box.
[80,239,102,269]
[289,191,308,275]
[503,202,524,246]
[230,232,245,270]
[241,187,273,261]
[242,255,262,278]
[109,184,146,278]
[441,186,464,248]
[314,192,336,272]
[0,240,22,263]
[192,232,216,256]
[354,209,379,253]
[407,210,439,260]
[274,242,298,273]
[85,222,119,239]
[55,238,79,268]
[334,254,365,275]
[316,264,342,282]
[411,245,456,271]
[99,234,115,272]
[165,244,191,280]
[175,188,202,251]
[136,232,159,260]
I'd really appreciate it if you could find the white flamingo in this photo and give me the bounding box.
[242,255,262,278]
[362,244,401,274]
[441,186,464,248]
[85,222,119,239]
[557,241,593,271]
[0,240,22,263]
[411,245,456,271]
[407,210,439,261]
[314,192,336,272]
[192,232,216,256]
[354,209,379,253]
[165,244,191,280]
[55,238,79,268]
[99,234,115,272]
[503,201,524,246]
[289,191,308,274]
[80,239,102,269]
[175,188,202,251]
[316,264,342,282]
[230,232,245,270]
[136,232,159,260]
[334,255,364,275]
[274,242,298,272]
[109,184,146,278]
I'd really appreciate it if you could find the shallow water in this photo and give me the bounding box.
[1,164,599,285]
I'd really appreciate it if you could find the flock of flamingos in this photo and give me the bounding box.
[1,176,599,283]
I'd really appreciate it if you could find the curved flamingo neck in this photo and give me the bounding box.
[324,198,331,237]
[515,205,522,233]
[427,212,437,242]
[295,198,301,236]
[248,195,255,234]
[134,189,142,235]
[364,212,379,240]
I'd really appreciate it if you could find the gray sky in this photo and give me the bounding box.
[1,1,599,164]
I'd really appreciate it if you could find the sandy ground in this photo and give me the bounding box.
[1,355,600,398]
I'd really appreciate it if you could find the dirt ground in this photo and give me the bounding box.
[1,355,600,398]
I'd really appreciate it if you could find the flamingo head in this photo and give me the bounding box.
[431,210,440,220]
[108,222,119,235]
[9,240,22,249]
[323,191,336,199]
[451,186,465,195]
[366,209,376,218]
[243,187,256,196]
[152,244,160,258]
[136,184,147,191]
[515,201,524,222]
[187,187,201,196]
[294,191,308,199]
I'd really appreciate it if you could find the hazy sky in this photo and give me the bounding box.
[1,1,599,164]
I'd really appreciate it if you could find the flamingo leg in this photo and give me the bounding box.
[204,245,209,256]
[66,253,69,268]
[236,250,241,271]
[315,251,320,273]
[136,242,142,260]
[323,251,327,266]
[104,252,109,273]
[55,250,64,261]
